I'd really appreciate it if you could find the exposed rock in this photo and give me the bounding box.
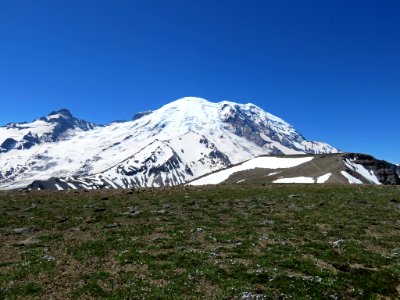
[6,226,40,235]
[333,263,351,272]
[43,254,56,262]
[93,207,107,212]
[344,153,400,185]
[0,138,18,152]
[121,207,141,217]
[69,227,82,232]
[17,236,42,247]
[56,216,68,223]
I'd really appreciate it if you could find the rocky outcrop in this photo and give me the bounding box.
[40,109,96,142]
[0,138,18,152]
[0,132,41,153]
[343,153,400,185]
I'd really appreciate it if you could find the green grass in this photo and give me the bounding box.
[0,184,399,298]
[0,282,42,298]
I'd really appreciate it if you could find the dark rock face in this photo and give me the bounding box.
[0,138,18,152]
[199,136,231,166]
[343,153,400,185]
[220,104,273,148]
[46,109,73,119]
[20,133,41,150]
[209,149,231,166]
[29,178,65,190]
[219,103,308,154]
[0,133,41,153]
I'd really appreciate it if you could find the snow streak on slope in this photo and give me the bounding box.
[316,173,332,183]
[344,159,381,185]
[341,171,363,184]
[0,97,338,189]
[190,156,314,185]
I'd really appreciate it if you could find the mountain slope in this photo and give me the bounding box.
[189,153,400,186]
[29,133,231,190]
[0,97,339,190]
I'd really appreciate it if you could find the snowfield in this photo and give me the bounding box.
[316,173,332,183]
[273,173,332,184]
[273,176,315,184]
[190,156,314,185]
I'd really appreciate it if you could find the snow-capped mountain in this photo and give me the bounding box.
[0,97,339,190]
[0,109,96,153]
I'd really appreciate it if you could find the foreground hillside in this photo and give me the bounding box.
[190,153,400,186]
[1,185,400,299]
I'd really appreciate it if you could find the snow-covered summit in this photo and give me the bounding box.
[144,97,336,154]
[45,108,74,119]
[0,97,338,190]
[0,109,96,154]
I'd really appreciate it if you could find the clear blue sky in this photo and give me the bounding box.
[0,0,399,162]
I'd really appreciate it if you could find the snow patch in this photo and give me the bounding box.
[316,173,331,183]
[273,177,315,183]
[190,156,313,185]
[266,171,281,177]
[66,182,77,189]
[54,184,63,191]
[341,171,363,184]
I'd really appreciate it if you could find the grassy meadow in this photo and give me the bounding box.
[0,184,399,299]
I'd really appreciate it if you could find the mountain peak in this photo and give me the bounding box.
[172,97,210,104]
[162,97,214,110]
[47,108,73,119]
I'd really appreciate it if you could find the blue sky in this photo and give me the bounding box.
[0,0,399,162]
